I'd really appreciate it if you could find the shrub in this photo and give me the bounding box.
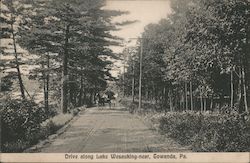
[1,96,85,152]
[1,98,47,152]
[2,139,29,153]
[159,112,203,145]
[195,113,250,152]
[41,113,73,132]
[70,107,82,116]
[159,111,250,152]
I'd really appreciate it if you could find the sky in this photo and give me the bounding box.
[103,0,172,76]
[104,0,172,53]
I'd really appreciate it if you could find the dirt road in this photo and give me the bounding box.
[39,106,189,152]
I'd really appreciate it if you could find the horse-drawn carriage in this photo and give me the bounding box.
[96,90,116,108]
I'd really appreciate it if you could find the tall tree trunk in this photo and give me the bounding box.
[145,85,148,100]
[163,86,166,105]
[45,54,49,114]
[155,86,158,104]
[61,24,70,113]
[238,67,243,112]
[185,82,188,111]
[174,94,178,112]
[169,89,173,112]
[11,20,25,100]
[190,81,193,111]
[123,67,125,97]
[69,74,75,107]
[138,39,143,110]
[230,70,234,108]
[244,24,249,112]
[242,67,248,113]
[200,89,203,112]
[210,94,213,111]
[204,97,207,112]
[181,90,184,110]
[90,90,94,106]
[179,92,182,111]
[83,89,87,105]
[78,75,83,106]
[152,82,156,103]
[132,59,135,103]
[42,57,49,114]
[42,63,47,112]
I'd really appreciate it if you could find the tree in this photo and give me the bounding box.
[18,0,125,113]
[1,0,28,99]
[119,0,249,113]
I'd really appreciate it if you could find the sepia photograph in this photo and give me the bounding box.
[0,0,250,162]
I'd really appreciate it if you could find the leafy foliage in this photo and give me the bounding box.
[159,110,250,152]
[1,98,47,151]
[119,0,249,113]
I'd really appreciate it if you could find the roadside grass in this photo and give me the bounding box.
[41,113,74,135]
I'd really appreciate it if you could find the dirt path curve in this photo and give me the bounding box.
[39,106,190,152]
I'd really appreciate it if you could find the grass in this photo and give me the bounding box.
[41,113,73,134]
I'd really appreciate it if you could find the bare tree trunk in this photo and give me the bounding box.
[242,67,248,113]
[61,24,70,113]
[83,88,86,105]
[238,68,243,112]
[210,94,213,111]
[238,69,242,101]
[230,70,234,108]
[11,20,25,100]
[90,90,93,106]
[145,85,148,100]
[200,90,203,112]
[163,86,166,104]
[194,96,196,111]
[204,97,207,112]
[244,24,249,113]
[42,62,47,111]
[123,61,125,97]
[45,54,49,113]
[138,39,143,110]
[190,81,193,111]
[152,82,156,103]
[179,91,182,111]
[132,59,135,103]
[185,82,188,111]
[181,90,184,111]
[174,94,178,112]
[69,74,76,107]
[155,86,159,104]
[78,75,83,106]
[168,90,172,112]
[169,89,173,112]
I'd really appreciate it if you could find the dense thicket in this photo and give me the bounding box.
[119,0,249,113]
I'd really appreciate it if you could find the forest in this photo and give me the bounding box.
[117,0,250,151]
[120,0,249,113]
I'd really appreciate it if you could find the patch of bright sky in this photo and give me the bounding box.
[103,0,172,76]
[103,0,172,53]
